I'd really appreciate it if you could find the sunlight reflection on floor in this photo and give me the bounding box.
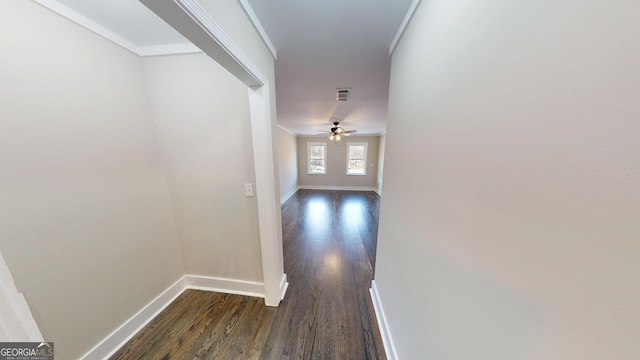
[305,198,330,235]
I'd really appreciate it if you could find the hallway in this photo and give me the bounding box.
[110,190,384,359]
[262,190,384,359]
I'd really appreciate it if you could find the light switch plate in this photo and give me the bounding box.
[244,183,254,197]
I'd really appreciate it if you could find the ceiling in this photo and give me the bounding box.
[36,0,415,135]
[246,0,413,135]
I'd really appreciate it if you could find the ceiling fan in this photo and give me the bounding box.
[320,121,357,142]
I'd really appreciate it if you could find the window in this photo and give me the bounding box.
[308,142,326,174]
[347,142,367,175]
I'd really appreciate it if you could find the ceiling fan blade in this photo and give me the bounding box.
[342,130,357,134]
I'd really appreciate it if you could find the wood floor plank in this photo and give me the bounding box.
[110,190,385,360]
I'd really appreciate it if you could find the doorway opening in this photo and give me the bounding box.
[141,0,286,306]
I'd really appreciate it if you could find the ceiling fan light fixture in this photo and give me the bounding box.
[324,121,354,142]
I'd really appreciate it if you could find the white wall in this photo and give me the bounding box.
[277,127,298,202]
[297,135,380,189]
[376,0,640,359]
[0,2,185,359]
[142,53,263,281]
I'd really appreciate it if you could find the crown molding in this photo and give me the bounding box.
[34,0,139,53]
[137,43,202,56]
[169,0,268,87]
[389,0,422,55]
[238,0,278,60]
[34,0,201,57]
[302,133,383,138]
[277,124,297,137]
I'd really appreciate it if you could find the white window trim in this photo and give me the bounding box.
[346,141,368,176]
[308,142,327,175]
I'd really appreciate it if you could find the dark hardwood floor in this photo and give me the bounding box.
[110,290,276,360]
[110,190,384,360]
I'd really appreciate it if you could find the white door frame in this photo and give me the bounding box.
[139,0,287,306]
[0,250,44,342]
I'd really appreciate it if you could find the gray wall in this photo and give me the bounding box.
[142,53,263,281]
[376,0,640,359]
[277,127,298,201]
[0,2,184,358]
[297,135,379,189]
[376,134,386,195]
[0,0,279,358]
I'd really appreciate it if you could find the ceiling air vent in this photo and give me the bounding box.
[336,88,351,101]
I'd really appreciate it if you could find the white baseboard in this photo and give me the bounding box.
[282,185,378,203]
[375,188,382,197]
[184,275,264,298]
[81,275,267,359]
[278,273,289,300]
[298,185,377,192]
[280,186,299,204]
[81,276,187,360]
[370,280,399,360]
